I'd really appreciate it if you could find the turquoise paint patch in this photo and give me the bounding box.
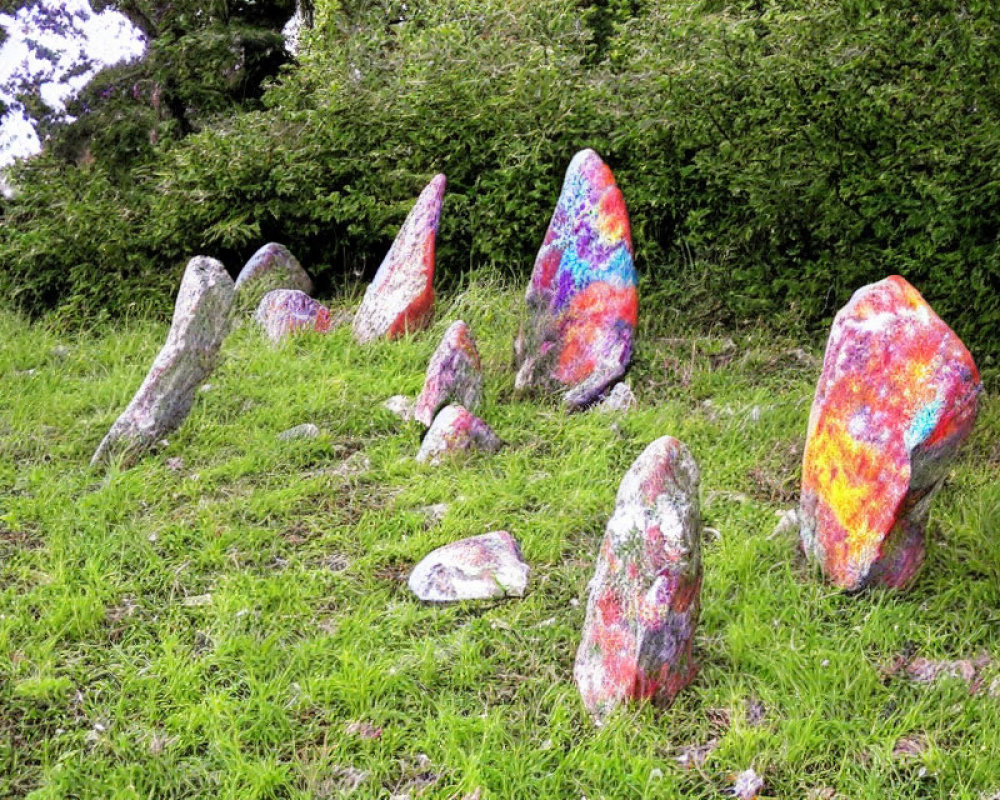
[905,398,943,451]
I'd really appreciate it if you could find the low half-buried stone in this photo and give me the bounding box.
[234,243,313,312]
[574,435,702,724]
[255,289,332,342]
[353,174,446,343]
[91,256,234,466]
[416,404,501,465]
[408,531,529,602]
[514,149,638,409]
[414,320,483,426]
[800,275,981,591]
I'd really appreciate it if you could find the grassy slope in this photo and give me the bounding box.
[1,282,998,799]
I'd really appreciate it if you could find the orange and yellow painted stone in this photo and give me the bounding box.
[800,276,981,591]
[353,175,445,343]
[574,436,702,724]
[514,149,638,409]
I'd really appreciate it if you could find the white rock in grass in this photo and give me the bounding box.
[594,381,637,413]
[278,423,320,440]
[383,395,415,421]
[408,531,529,602]
[91,257,234,466]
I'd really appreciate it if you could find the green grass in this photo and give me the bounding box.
[1,282,998,799]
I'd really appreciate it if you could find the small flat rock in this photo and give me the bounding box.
[353,175,446,343]
[278,423,320,440]
[594,381,637,413]
[91,256,234,466]
[383,395,415,421]
[514,149,638,409]
[416,405,501,465]
[234,243,313,311]
[408,531,529,602]
[414,320,483,426]
[731,768,765,799]
[255,289,332,342]
[574,436,702,724]
[800,275,981,590]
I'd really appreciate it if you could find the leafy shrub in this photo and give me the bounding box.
[2,0,999,362]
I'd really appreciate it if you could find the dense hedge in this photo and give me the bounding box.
[2,0,999,361]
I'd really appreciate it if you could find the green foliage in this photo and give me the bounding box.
[2,0,1000,361]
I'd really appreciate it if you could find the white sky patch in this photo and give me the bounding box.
[0,0,146,169]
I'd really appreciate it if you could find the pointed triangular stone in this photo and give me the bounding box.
[92,257,234,466]
[414,320,483,426]
[574,436,702,724]
[353,174,446,343]
[416,405,501,465]
[800,276,981,590]
[234,243,313,312]
[514,149,638,409]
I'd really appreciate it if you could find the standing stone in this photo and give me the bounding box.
[414,320,483,426]
[408,531,530,602]
[514,149,638,410]
[255,289,332,342]
[352,175,446,343]
[800,276,981,591]
[574,436,702,724]
[416,405,501,465]
[91,257,234,466]
[234,243,313,311]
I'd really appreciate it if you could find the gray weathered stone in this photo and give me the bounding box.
[278,423,320,440]
[234,243,313,312]
[91,257,234,466]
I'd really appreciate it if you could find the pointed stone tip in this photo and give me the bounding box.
[568,147,604,170]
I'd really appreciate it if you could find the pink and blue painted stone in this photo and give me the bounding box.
[515,149,638,409]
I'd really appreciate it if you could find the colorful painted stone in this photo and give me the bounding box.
[91,257,234,466]
[234,243,313,311]
[414,320,483,426]
[408,531,530,602]
[800,276,981,591]
[514,149,638,409]
[574,436,702,724]
[352,174,446,343]
[416,404,501,465]
[255,289,332,342]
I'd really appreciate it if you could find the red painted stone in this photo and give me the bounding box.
[255,289,332,342]
[574,436,702,723]
[800,276,981,590]
[353,175,446,343]
[414,320,483,426]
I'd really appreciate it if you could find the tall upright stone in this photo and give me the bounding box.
[234,243,313,312]
[413,320,483,427]
[514,149,638,409]
[352,175,446,343]
[574,436,702,724]
[800,276,981,590]
[92,257,234,466]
